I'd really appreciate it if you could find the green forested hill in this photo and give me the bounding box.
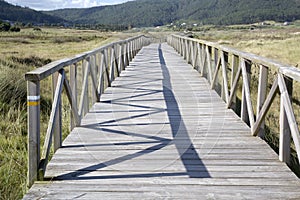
[0,0,65,24]
[46,0,300,26]
[1,0,300,27]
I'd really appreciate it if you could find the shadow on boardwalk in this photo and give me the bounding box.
[54,44,210,181]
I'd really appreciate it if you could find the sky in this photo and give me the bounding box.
[5,0,133,11]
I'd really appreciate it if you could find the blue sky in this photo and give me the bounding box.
[5,0,133,10]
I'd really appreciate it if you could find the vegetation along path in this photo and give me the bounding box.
[23,43,300,199]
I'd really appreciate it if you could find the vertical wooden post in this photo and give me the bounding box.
[180,38,184,56]
[98,52,105,96]
[241,59,251,125]
[191,41,197,67]
[130,41,134,61]
[109,46,115,84]
[230,55,239,111]
[183,39,188,60]
[90,55,97,104]
[119,43,125,71]
[83,59,89,115]
[104,49,110,88]
[70,64,78,131]
[27,80,40,187]
[200,44,206,76]
[205,46,213,84]
[279,76,293,165]
[195,43,201,72]
[214,47,219,71]
[124,42,129,68]
[186,40,191,63]
[221,51,229,104]
[52,72,62,152]
[256,65,268,138]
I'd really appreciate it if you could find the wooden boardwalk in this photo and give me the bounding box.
[24,43,300,199]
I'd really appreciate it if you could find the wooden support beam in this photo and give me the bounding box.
[252,77,278,136]
[27,80,40,187]
[52,72,62,152]
[278,74,299,165]
[256,65,268,138]
[69,64,78,130]
[41,70,65,175]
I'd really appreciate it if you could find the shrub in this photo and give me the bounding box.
[0,21,10,32]
[33,27,42,31]
[9,26,21,32]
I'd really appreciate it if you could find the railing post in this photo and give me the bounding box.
[70,64,78,130]
[52,72,62,152]
[90,54,98,104]
[205,45,213,83]
[124,42,129,67]
[109,46,116,83]
[119,43,125,71]
[98,51,105,96]
[230,55,239,111]
[241,59,251,125]
[27,80,40,187]
[279,75,293,165]
[256,65,268,138]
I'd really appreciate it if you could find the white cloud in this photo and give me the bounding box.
[5,0,133,10]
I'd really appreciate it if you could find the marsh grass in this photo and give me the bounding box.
[0,28,119,199]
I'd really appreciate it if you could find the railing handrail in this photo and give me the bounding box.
[168,34,300,173]
[171,34,300,82]
[25,35,148,81]
[26,34,151,188]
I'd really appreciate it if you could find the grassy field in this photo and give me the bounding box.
[0,27,135,200]
[1,25,300,199]
[193,22,300,66]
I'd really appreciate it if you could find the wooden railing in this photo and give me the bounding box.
[168,34,300,169]
[25,35,150,187]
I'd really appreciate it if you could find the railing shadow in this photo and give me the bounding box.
[158,44,210,178]
[52,43,210,181]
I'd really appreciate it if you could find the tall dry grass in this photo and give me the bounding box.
[0,28,117,199]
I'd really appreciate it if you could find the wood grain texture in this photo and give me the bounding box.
[24,43,300,200]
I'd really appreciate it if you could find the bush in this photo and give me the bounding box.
[33,27,42,31]
[9,26,21,32]
[0,21,10,32]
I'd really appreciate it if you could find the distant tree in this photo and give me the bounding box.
[0,21,11,31]
[9,26,21,32]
